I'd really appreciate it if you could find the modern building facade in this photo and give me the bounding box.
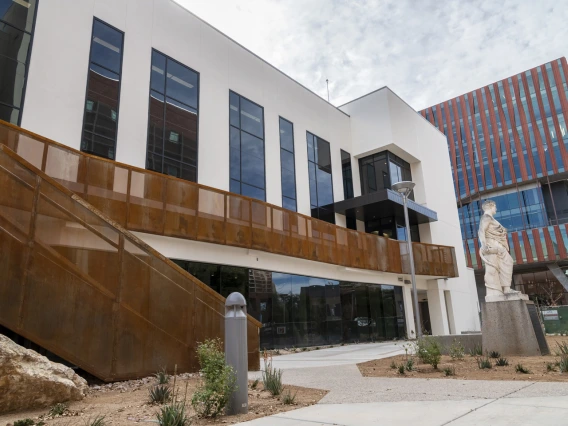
[0,0,480,360]
[421,58,568,306]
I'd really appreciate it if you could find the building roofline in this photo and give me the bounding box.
[171,0,350,118]
[420,56,567,110]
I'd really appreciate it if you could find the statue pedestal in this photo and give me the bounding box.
[485,292,529,303]
[481,300,550,356]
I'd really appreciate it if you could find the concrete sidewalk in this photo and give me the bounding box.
[243,341,568,425]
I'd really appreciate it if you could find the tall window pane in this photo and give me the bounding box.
[229,91,265,201]
[307,131,334,223]
[279,117,296,211]
[81,19,124,160]
[146,50,199,182]
[0,0,37,124]
[341,150,354,199]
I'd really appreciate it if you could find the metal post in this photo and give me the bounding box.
[225,292,248,415]
[402,194,422,338]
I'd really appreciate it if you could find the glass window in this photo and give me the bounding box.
[0,0,37,125]
[307,132,334,223]
[341,150,354,200]
[279,117,297,210]
[358,151,412,196]
[81,19,124,160]
[229,91,265,201]
[146,50,199,182]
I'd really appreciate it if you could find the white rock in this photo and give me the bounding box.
[0,334,88,413]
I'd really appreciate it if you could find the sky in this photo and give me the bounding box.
[174,0,568,110]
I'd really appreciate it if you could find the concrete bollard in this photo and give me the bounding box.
[224,292,248,415]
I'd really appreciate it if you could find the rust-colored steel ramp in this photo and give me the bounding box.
[0,144,260,381]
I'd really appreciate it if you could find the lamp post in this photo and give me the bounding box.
[392,181,422,339]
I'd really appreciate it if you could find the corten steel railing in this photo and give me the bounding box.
[0,121,458,278]
[0,144,261,381]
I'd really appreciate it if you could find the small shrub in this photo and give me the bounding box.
[488,350,501,359]
[49,403,68,416]
[155,367,170,384]
[555,342,568,356]
[515,364,531,374]
[547,362,557,372]
[495,357,509,366]
[558,354,568,373]
[397,364,406,375]
[390,360,397,370]
[156,402,190,426]
[14,420,34,426]
[85,416,106,426]
[251,378,259,389]
[415,336,441,369]
[262,356,284,396]
[301,347,307,352]
[469,344,483,357]
[191,338,237,418]
[405,358,414,372]
[315,346,320,350]
[150,384,172,404]
[282,389,297,405]
[449,339,465,360]
[477,357,492,369]
[443,366,456,376]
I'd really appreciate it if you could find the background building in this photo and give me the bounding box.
[421,58,568,306]
[0,0,480,366]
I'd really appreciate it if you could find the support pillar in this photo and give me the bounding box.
[427,280,450,336]
[402,285,416,339]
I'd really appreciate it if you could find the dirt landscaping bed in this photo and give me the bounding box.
[358,335,568,382]
[1,374,326,426]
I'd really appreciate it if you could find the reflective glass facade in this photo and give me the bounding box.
[307,131,334,223]
[421,58,568,272]
[341,149,354,200]
[359,151,412,197]
[172,259,406,349]
[230,91,266,201]
[279,117,297,211]
[0,0,37,125]
[146,50,199,182]
[81,19,124,160]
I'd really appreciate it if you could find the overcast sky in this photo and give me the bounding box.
[175,0,567,110]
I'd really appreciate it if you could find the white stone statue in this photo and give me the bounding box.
[478,200,527,302]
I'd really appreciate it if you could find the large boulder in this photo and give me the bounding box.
[0,334,88,413]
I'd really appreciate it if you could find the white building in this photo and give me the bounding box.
[1,0,480,349]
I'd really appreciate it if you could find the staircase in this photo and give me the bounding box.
[0,143,260,382]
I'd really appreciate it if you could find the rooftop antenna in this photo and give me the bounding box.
[326,79,330,102]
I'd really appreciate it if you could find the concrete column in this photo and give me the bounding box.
[444,290,457,335]
[402,285,417,339]
[427,280,450,336]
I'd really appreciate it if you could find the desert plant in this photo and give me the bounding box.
[315,346,320,350]
[495,357,509,366]
[262,356,284,396]
[397,364,406,375]
[191,339,237,418]
[405,358,414,371]
[14,420,34,426]
[555,342,568,356]
[251,378,259,389]
[515,364,531,374]
[49,403,68,416]
[415,336,441,369]
[150,384,172,404]
[477,357,492,369]
[443,366,456,376]
[449,339,465,360]
[547,362,557,372]
[558,354,568,373]
[282,389,297,405]
[156,402,191,426]
[301,347,307,352]
[390,360,397,369]
[155,367,170,385]
[469,344,483,357]
[488,350,501,359]
[85,416,106,426]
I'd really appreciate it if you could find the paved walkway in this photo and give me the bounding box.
[242,341,568,425]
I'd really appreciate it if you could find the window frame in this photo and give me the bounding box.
[144,48,200,182]
[229,90,266,201]
[80,17,125,160]
[306,131,334,222]
[279,116,297,211]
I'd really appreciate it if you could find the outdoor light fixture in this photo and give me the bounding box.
[392,181,422,339]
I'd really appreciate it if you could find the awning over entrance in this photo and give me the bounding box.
[330,188,438,225]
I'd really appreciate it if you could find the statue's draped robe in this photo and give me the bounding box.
[480,213,514,293]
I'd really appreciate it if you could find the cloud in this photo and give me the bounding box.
[175,0,568,110]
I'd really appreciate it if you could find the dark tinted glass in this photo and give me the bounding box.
[316,168,333,206]
[150,51,166,93]
[307,133,315,162]
[166,60,198,108]
[240,98,263,138]
[341,150,354,200]
[0,55,25,108]
[308,162,317,207]
[241,150,264,188]
[0,0,36,33]
[230,147,240,180]
[281,167,296,199]
[316,138,331,170]
[0,22,30,65]
[279,118,294,151]
[280,149,294,171]
[241,131,263,160]
[91,20,122,73]
[229,92,239,127]
[241,183,265,200]
[282,197,296,211]
[0,102,18,123]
